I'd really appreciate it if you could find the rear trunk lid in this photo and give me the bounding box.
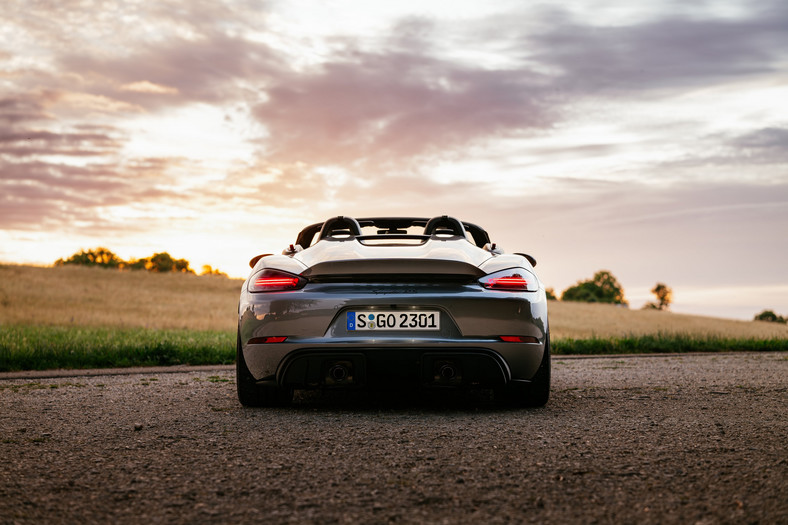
[297,238,492,280]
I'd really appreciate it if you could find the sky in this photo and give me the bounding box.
[2,0,787,320]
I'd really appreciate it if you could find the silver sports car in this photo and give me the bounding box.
[237,216,550,407]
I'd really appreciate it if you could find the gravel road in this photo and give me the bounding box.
[1,353,786,524]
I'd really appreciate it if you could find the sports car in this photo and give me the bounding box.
[236,216,550,407]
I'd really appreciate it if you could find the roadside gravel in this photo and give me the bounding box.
[1,353,786,524]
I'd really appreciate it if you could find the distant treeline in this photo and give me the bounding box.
[549,270,672,312]
[55,247,226,277]
[553,270,783,323]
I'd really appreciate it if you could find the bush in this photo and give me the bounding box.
[55,249,199,275]
[754,310,786,324]
[55,248,123,269]
[561,270,628,305]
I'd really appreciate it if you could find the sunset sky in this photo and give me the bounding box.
[2,0,786,320]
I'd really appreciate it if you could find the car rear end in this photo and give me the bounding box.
[237,238,550,406]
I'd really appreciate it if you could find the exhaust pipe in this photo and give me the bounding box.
[438,364,457,380]
[426,357,463,387]
[328,364,349,382]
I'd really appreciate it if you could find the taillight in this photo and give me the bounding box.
[480,268,538,292]
[256,276,299,288]
[249,270,306,292]
[488,276,529,289]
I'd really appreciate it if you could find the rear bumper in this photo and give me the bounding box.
[239,281,548,388]
[242,339,546,388]
[278,348,509,389]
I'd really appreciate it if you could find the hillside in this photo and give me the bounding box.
[1,264,786,340]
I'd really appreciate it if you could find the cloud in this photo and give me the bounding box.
[254,48,553,166]
[729,127,788,164]
[55,28,282,112]
[653,127,788,172]
[246,3,788,171]
[0,129,121,158]
[523,2,788,94]
[0,94,56,125]
[7,0,787,178]
[1,160,120,227]
[3,1,283,115]
[120,81,180,95]
[0,151,199,233]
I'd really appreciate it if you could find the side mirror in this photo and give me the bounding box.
[514,252,537,267]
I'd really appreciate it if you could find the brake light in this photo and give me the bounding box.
[480,268,538,292]
[255,276,300,288]
[249,270,306,292]
[487,276,529,289]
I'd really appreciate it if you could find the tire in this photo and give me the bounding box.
[497,333,551,408]
[236,332,293,407]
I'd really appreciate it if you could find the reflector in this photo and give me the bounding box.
[499,335,539,343]
[500,336,525,342]
[248,336,288,344]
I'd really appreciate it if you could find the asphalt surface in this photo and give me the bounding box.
[1,353,786,524]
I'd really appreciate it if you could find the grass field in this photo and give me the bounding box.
[0,264,240,331]
[0,325,234,370]
[1,264,786,371]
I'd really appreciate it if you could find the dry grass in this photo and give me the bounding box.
[548,300,788,340]
[0,264,242,331]
[1,264,786,340]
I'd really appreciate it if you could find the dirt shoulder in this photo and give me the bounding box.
[1,353,786,524]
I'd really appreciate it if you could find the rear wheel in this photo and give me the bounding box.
[236,333,292,407]
[497,333,551,407]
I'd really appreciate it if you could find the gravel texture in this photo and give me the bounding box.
[1,353,786,524]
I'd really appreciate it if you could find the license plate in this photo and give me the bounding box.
[347,311,440,331]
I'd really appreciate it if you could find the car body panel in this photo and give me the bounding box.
[294,235,495,269]
[239,284,548,379]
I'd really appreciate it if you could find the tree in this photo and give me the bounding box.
[753,310,786,324]
[201,265,228,277]
[126,257,149,270]
[54,248,195,274]
[545,287,557,301]
[146,252,194,274]
[54,248,123,269]
[561,270,628,305]
[643,282,672,311]
[174,258,193,273]
[148,252,175,272]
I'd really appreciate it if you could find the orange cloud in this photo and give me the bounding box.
[120,81,179,95]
